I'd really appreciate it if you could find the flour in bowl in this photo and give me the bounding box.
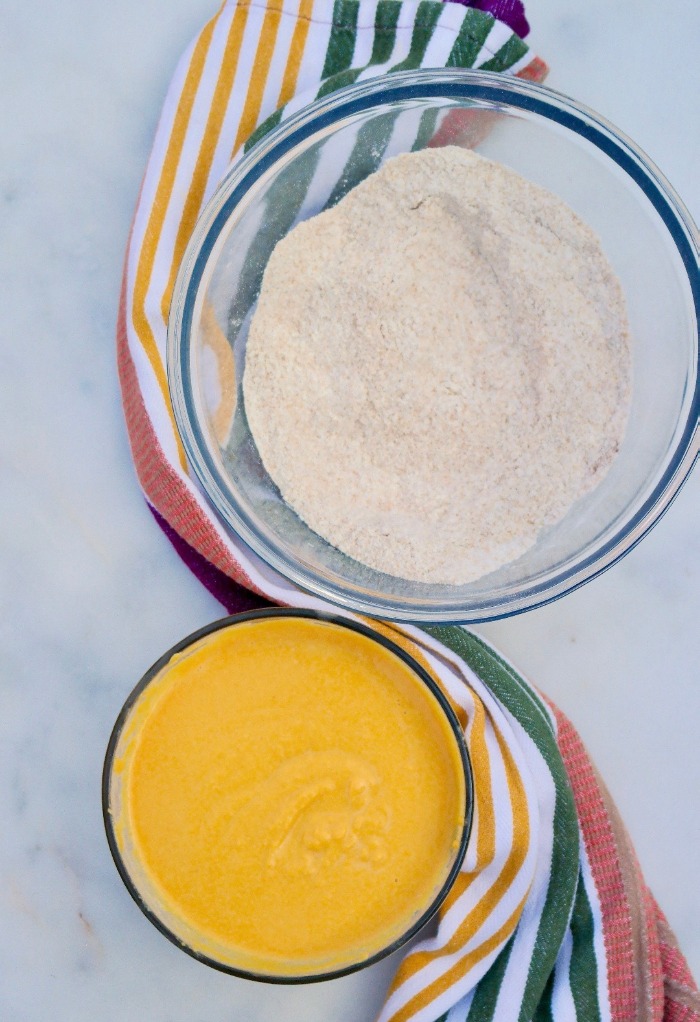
[242,147,631,585]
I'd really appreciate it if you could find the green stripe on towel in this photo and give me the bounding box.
[447,10,496,69]
[321,0,361,78]
[479,32,528,72]
[425,627,582,1022]
[391,0,444,71]
[570,873,603,1022]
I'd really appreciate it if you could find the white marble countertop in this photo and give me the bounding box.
[1,1,698,1019]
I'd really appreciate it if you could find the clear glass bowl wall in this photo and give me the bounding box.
[168,70,699,623]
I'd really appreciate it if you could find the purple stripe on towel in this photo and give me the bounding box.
[149,503,273,615]
[448,0,529,38]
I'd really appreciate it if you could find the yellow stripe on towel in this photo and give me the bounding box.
[130,11,223,470]
[160,2,251,326]
[232,1,285,154]
[278,0,316,105]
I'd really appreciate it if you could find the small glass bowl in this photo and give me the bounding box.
[102,609,473,982]
[168,69,699,623]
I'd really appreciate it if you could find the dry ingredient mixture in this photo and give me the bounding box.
[243,147,631,585]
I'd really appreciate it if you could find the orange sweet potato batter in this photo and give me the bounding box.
[112,616,466,976]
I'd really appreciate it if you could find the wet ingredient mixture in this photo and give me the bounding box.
[112,616,466,976]
[243,147,631,584]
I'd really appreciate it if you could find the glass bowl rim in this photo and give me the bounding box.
[168,68,700,624]
[102,607,475,983]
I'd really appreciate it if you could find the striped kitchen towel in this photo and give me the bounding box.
[117,0,547,606]
[115,3,700,1021]
[370,622,700,1022]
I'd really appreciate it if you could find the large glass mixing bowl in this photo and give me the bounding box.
[168,69,699,623]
